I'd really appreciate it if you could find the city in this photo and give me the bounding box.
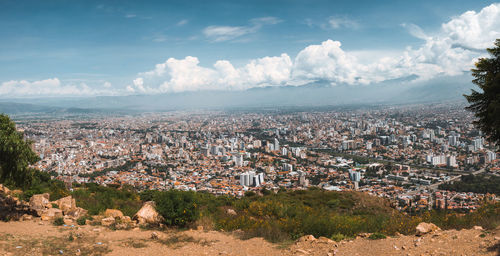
[16,102,499,213]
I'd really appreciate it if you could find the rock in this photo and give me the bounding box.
[65,207,88,219]
[298,235,316,243]
[197,225,204,231]
[53,196,77,214]
[133,201,164,225]
[120,216,132,223]
[63,216,73,225]
[104,209,124,219]
[402,245,407,250]
[416,222,440,236]
[473,226,483,230]
[21,214,33,221]
[226,208,237,216]
[357,233,372,238]
[101,217,115,226]
[151,232,159,240]
[41,208,63,221]
[494,236,500,241]
[295,249,309,255]
[29,193,50,216]
[0,184,10,195]
[115,223,129,230]
[317,237,335,244]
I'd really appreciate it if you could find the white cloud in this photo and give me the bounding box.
[177,19,189,26]
[103,81,112,88]
[131,54,292,93]
[0,78,112,97]
[125,14,136,18]
[203,16,281,42]
[327,16,358,29]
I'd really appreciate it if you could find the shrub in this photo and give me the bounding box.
[154,190,199,227]
[53,217,64,226]
[368,233,387,240]
[76,216,92,225]
[330,233,347,242]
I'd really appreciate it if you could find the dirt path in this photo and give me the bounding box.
[0,220,499,256]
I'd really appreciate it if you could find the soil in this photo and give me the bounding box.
[0,220,499,256]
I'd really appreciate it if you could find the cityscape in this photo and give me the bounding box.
[15,102,498,213]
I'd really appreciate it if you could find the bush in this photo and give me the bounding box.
[76,216,92,225]
[330,233,347,242]
[53,217,64,226]
[153,190,199,227]
[368,233,387,240]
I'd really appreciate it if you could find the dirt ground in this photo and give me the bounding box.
[0,220,499,256]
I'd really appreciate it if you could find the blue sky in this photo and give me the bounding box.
[0,0,499,97]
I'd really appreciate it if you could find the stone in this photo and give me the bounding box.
[41,208,63,221]
[29,193,50,216]
[0,184,10,195]
[63,216,73,225]
[53,196,77,214]
[65,207,88,219]
[226,208,237,216]
[21,214,33,221]
[120,216,132,223]
[473,226,483,230]
[416,222,440,236]
[318,237,335,244]
[101,217,115,226]
[133,201,164,225]
[295,249,309,254]
[151,232,159,240]
[104,209,124,219]
[298,235,316,243]
[197,225,204,231]
[494,237,500,241]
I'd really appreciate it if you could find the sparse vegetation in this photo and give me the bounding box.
[53,217,64,226]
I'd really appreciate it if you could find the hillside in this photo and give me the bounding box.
[0,220,499,255]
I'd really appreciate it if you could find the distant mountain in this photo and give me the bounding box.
[0,74,474,114]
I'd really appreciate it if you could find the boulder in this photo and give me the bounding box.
[133,201,164,225]
[0,184,10,195]
[104,209,124,219]
[416,222,441,236]
[63,216,73,225]
[29,193,51,216]
[65,207,88,219]
[101,217,115,226]
[226,208,237,216]
[41,208,63,221]
[120,216,132,223]
[298,235,316,243]
[53,196,76,214]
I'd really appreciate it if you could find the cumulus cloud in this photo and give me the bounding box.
[132,3,499,93]
[130,54,292,93]
[0,78,112,97]
[203,16,282,42]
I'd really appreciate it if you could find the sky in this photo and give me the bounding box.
[0,0,499,98]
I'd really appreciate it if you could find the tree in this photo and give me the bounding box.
[0,114,39,188]
[464,39,500,145]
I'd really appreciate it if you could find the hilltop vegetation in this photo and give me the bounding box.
[8,176,500,243]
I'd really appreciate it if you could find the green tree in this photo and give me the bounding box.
[464,39,500,145]
[0,114,39,188]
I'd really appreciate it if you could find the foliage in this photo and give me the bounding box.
[0,114,40,188]
[71,183,142,217]
[368,233,387,240]
[438,174,500,194]
[20,170,69,201]
[53,217,64,226]
[464,39,500,145]
[153,190,199,227]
